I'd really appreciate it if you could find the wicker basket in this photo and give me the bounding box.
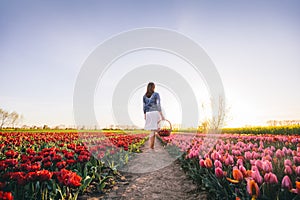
[157,119,172,137]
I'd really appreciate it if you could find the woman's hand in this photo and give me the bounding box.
[144,114,146,120]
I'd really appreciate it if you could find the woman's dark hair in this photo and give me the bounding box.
[145,82,155,98]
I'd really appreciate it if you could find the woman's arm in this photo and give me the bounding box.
[143,96,146,120]
[156,93,164,120]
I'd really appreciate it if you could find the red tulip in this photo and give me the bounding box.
[20,163,29,171]
[66,159,76,165]
[56,161,66,169]
[78,155,90,163]
[52,154,62,162]
[27,163,41,172]
[5,159,18,167]
[10,172,27,186]
[26,171,38,182]
[37,170,53,182]
[26,148,36,155]
[64,152,74,159]
[55,169,82,188]
[32,155,43,162]
[5,150,18,158]
[0,182,5,189]
[43,161,52,168]
[0,161,7,171]
[67,173,82,188]
[0,191,13,200]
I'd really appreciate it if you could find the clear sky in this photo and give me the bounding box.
[1,0,300,128]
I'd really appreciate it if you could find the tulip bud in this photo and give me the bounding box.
[281,175,292,190]
[215,167,224,178]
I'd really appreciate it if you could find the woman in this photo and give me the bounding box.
[143,82,164,149]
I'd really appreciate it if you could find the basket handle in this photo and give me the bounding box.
[157,119,172,131]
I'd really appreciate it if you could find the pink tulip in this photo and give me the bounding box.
[251,165,258,171]
[215,144,220,151]
[259,140,264,147]
[264,173,270,182]
[252,152,260,159]
[293,156,300,165]
[269,173,278,184]
[234,150,242,156]
[263,149,273,157]
[239,165,247,176]
[215,167,224,178]
[262,160,273,173]
[250,160,256,166]
[270,146,275,151]
[284,159,292,167]
[224,155,234,166]
[262,155,272,162]
[264,172,278,184]
[282,147,288,155]
[245,151,252,160]
[211,151,221,161]
[188,150,198,159]
[255,160,263,171]
[281,175,292,190]
[224,144,230,151]
[237,158,244,166]
[284,165,293,175]
[214,160,222,168]
[287,149,293,156]
[275,149,284,158]
[251,170,263,185]
[295,166,300,176]
[199,159,205,167]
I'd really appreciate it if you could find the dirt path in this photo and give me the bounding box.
[100,136,207,200]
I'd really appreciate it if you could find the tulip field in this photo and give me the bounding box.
[160,132,300,200]
[0,131,147,200]
[1,129,300,200]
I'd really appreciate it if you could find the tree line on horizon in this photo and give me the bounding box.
[0,107,22,129]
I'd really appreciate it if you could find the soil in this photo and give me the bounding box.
[79,135,207,200]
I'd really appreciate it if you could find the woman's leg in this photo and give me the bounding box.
[151,132,156,149]
[150,131,155,149]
